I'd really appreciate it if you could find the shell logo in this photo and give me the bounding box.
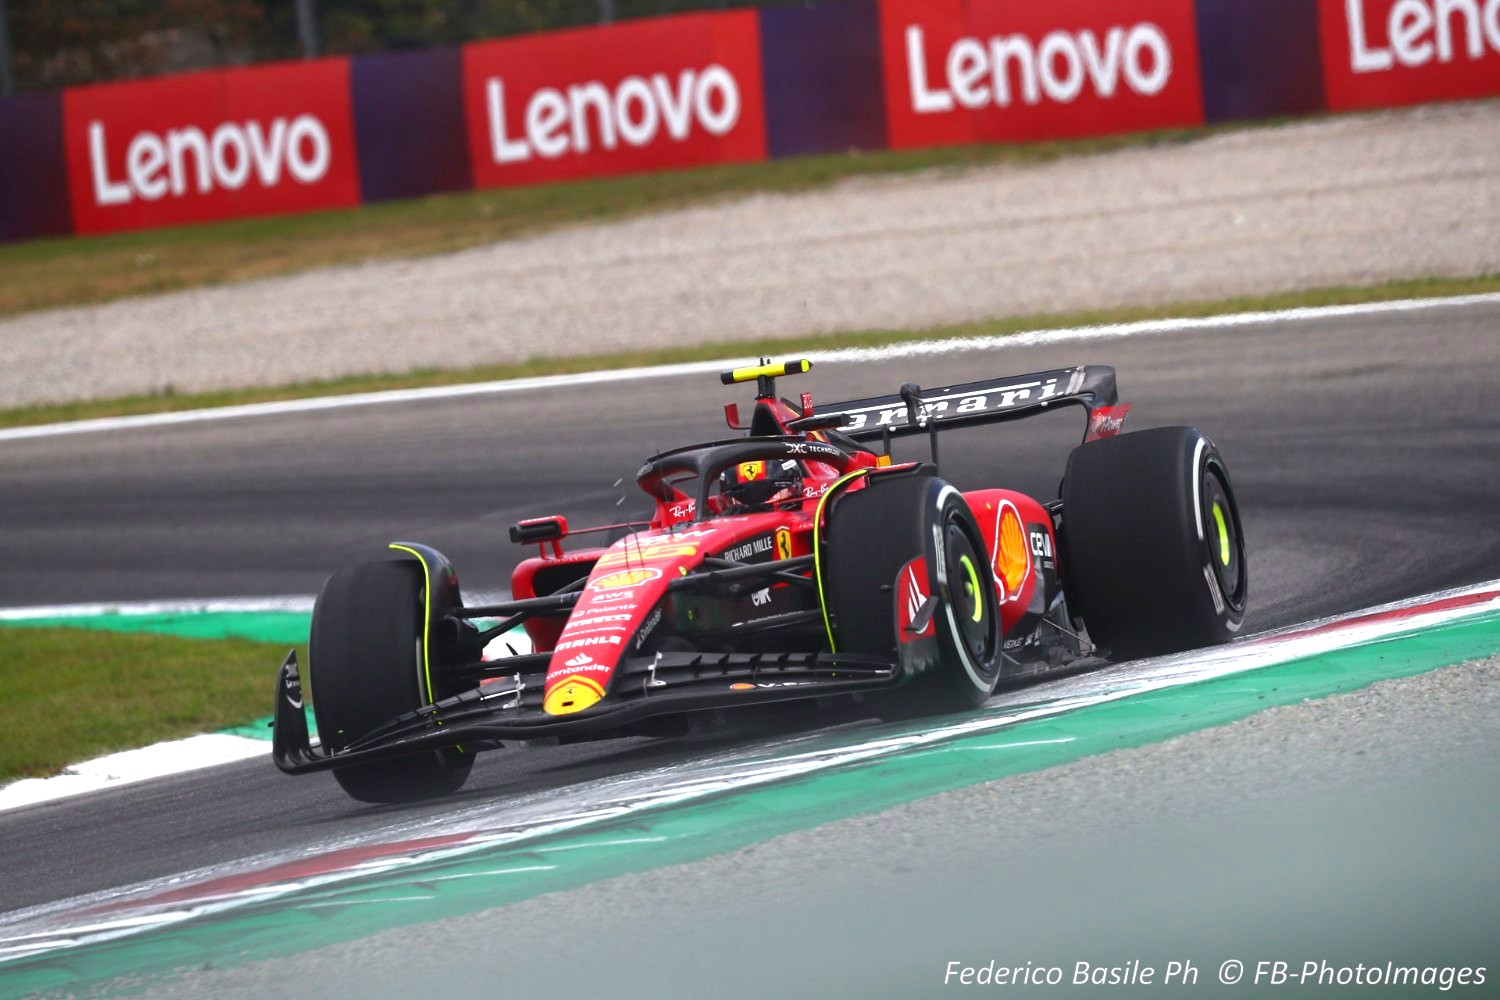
[596,542,698,568]
[994,502,1030,602]
[544,675,605,716]
[590,568,663,590]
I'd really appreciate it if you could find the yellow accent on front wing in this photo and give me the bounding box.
[544,676,606,716]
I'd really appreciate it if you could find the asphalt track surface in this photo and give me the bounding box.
[2,299,1499,926]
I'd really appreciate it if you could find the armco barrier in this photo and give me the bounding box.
[3,0,1499,244]
[0,93,72,242]
[760,0,888,156]
[1195,0,1326,122]
[352,49,471,203]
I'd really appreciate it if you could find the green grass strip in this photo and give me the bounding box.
[3,274,1497,432]
[0,611,308,646]
[0,624,304,780]
[8,611,1497,994]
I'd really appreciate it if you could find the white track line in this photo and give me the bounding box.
[0,592,517,620]
[0,596,316,619]
[3,293,1497,444]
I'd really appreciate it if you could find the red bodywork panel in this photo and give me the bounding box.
[513,392,881,716]
[963,489,1057,638]
[510,388,1068,716]
[514,513,816,715]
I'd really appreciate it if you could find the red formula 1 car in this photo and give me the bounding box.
[274,360,1247,802]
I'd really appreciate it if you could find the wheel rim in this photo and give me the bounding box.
[1201,464,1245,610]
[943,517,997,666]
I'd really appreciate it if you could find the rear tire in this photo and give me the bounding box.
[310,559,473,803]
[825,474,1002,720]
[1060,426,1247,659]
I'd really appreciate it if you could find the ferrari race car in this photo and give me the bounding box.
[273,360,1247,803]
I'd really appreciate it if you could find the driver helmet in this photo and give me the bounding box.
[719,459,803,511]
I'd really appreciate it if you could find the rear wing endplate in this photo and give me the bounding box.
[816,365,1122,443]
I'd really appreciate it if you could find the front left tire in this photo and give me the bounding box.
[824,472,1003,720]
[309,559,473,804]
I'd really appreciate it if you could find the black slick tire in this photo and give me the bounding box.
[825,473,1002,720]
[1060,426,1247,660]
[309,559,473,803]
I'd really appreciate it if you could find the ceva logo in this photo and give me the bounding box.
[463,12,767,188]
[879,0,1203,149]
[87,115,331,206]
[62,60,360,235]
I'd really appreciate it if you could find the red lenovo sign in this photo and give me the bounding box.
[879,0,1203,149]
[462,13,766,187]
[1320,0,1500,109]
[62,61,360,235]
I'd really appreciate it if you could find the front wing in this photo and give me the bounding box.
[272,646,898,775]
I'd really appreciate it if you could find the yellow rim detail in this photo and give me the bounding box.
[1212,503,1231,567]
[813,469,872,653]
[388,544,436,707]
[959,553,982,623]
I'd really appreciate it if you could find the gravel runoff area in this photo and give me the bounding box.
[111,656,1500,999]
[3,100,1499,409]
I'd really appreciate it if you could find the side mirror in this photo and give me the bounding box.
[510,516,569,545]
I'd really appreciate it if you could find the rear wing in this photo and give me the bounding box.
[815,364,1125,444]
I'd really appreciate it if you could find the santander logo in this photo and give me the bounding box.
[484,66,741,165]
[904,21,1172,113]
[87,115,333,207]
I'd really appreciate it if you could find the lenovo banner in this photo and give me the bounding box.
[462,12,767,188]
[62,60,361,235]
[879,0,1204,149]
[1320,0,1500,109]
